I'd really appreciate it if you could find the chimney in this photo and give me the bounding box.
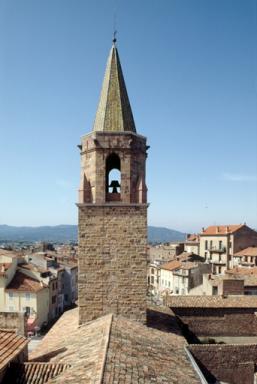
[202,227,205,233]
[216,226,219,234]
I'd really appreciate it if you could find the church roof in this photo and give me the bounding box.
[93,42,137,133]
[28,307,201,383]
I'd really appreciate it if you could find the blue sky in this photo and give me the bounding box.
[0,0,256,232]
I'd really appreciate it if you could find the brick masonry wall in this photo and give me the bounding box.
[189,344,257,384]
[0,312,25,335]
[78,204,147,324]
[173,307,257,336]
[222,279,244,295]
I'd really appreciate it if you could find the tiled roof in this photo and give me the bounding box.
[30,307,200,383]
[20,263,49,274]
[93,43,136,133]
[186,234,199,242]
[3,362,70,384]
[168,295,257,308]
[179,262,198,270]
[234,247,257,257]
[0,329,28,371]
[0,249,18,258]
[6,271,46,293]
[201,224,243,235]
[226,267,257,276]
[160,260,182,271]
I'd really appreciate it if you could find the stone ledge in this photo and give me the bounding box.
[77,203,149,208]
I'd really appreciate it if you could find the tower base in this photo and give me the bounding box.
[78,203,148,324]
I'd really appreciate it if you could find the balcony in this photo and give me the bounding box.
[208,246,226,254]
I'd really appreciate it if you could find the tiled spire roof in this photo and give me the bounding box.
[93,42,136,133]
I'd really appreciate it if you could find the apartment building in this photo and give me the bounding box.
[199,224,257,274]
[232,247,257,267]
[184,234,200,254]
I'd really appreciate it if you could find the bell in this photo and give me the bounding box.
[109,180,120,193]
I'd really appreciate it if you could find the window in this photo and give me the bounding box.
[64,294,69,302]
[8,292,14,300]
[161,279,164,286]
[151,268,154,274]
[212,286,218,295]
[25,293,30,301]
[204,252,207,260]
[168,281,170,288]
[151,276,154,284]
[219,240,223,249]
[210,240,213,249]
[52,295,56,304]
[205,240,208,250]
[23,306,31,315]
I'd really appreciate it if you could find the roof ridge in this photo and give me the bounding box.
[95,313,113,384]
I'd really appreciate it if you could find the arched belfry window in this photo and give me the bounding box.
[106,153,121,202]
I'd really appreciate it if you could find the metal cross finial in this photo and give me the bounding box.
[113,30,117,44]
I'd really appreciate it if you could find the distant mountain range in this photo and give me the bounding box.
[0,224,186,244]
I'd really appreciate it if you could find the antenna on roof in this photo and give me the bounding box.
[113,29,117,44]
[113,3,118,44]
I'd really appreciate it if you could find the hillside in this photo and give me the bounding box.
[0,224,186,244]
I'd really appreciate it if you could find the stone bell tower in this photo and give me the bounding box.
[78,39,148,324]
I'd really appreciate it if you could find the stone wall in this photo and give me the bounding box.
[0,312,25,335]
[78,204,147,324]
[173,307,257,337]
[189,344,257,384]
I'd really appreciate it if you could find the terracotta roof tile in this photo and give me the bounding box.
[201,224,244,235]
[160,260,182,271]
[186,234,199,242]
[3,362,70,384]
[234,247,257,257]
[0,330,28,371]
[227,267,257,276]
[6,271,46,293]
[29,307,201,383]
[168,295,257,308]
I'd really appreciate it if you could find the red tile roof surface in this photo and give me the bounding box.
[234,247,257,257]
[3,362,70,384]
[201,224,243,235]
[6,271,45,293]
[0,330,28,371]
[160,260,182,271]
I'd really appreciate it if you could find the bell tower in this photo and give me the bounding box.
[78,40,148,324]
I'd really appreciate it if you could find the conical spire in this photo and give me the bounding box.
[93,42,136,133]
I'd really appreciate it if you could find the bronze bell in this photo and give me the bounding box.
[109,180,120,193]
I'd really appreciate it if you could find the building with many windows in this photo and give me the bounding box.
[199,224,257,274]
